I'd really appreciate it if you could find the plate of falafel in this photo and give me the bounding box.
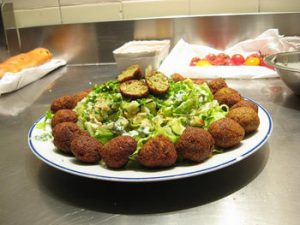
[28,65,272,182]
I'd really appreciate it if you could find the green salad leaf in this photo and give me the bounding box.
[74,78,228,159]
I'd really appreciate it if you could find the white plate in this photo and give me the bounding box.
[28,101,272,182]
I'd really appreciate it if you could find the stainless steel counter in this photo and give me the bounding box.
[1,64,300,225]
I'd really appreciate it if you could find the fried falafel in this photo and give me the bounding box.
[227,107,260,134]
[145,71,170,95]
[70,135,103,163]
[208,118,245,148]
[176,127,214,162]
[73,91,89,104]
[52,122,89,154]
[137,135,177,168]
[117,64,142,83]
[50,95,76,113]
[102,136,137,169]
[51,109,78,128]
[208,78,228,94]
[119,79,149,98]
[214,87,242,107]
[230,99,259,113]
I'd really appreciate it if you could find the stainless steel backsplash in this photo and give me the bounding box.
[6,13,300,64]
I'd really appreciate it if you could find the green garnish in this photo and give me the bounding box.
[74,78,228,159]
[36,111,53,130]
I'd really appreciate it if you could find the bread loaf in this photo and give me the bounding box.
[0,48,53,79]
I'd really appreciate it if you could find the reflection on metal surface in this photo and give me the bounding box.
[1,2,20,54]
[0,67,66,116]
[17,13,300,65]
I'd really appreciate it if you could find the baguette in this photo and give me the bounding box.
[0,47,53,79]
[27,48,53,66]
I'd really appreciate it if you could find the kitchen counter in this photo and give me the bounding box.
[1,64,300,225]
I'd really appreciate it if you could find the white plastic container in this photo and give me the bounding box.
[113,40,170,72]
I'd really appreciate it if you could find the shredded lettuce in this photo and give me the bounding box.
[74,79,228,157]
[36,111,53,130]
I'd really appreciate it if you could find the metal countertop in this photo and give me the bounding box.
[1,64,300,225]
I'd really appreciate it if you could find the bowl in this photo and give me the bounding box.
[265,51,300,95]
[113,40,170,72]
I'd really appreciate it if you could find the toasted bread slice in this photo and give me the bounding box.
[145,71,169,95]
[120,79,149,98]
[117,64,142,83]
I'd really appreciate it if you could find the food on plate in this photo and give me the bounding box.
[52,122,89,154]
[227,107,260,134]
[137,135,177,168]
[101,136,137,169]
[145,71,170,95]
[189,51,274,69]
[70,135,103,163]
[214,87,243,107]
[191,78,205,85]
[231,54,245,65]
[176,127,214,162]
[119,79,149,98]
[73,91,90,104]
[171,73,186,82]
[205,53,217,62]
[0,47,53,79]
[244,55,260,66]
[171,73,205,85]
[230,99,258,113]
[208,118,245,148]
[35,65,262,171]
[195,59,212,67]
[50,95,76,113]
[190,56,201,66]
[51,109,78,128]
[117,64,142,82]
[208,78,228,94]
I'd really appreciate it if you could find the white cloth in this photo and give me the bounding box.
[159,29,300,79]
[0,59,66,95]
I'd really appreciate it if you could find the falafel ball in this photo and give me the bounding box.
[171,73,186,82]
[208,78,228,94]
[102,136,137,169]
[50,95,76,113]
[230,99,258,113]
[214,87,243,107]
[227,107,260,134]
[137,135,177,168]
[176,127,214,162]
[73,91,89,104]
[208,118,245,148]
[53,122,88,154]
[191,78,206,85]
[51,109,78,128]
[70,135,103,163]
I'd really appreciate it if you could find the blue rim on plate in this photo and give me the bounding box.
[28,100,272,182]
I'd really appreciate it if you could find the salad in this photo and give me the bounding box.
[74,78,228,159]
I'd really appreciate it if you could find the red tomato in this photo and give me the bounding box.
[224,58,234,66]
[260,57,274,70]
[205,53,216,62]
[217,53,230,59]
[212,56,226,65]
[231,54,245,65]
[190,57,200,66]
